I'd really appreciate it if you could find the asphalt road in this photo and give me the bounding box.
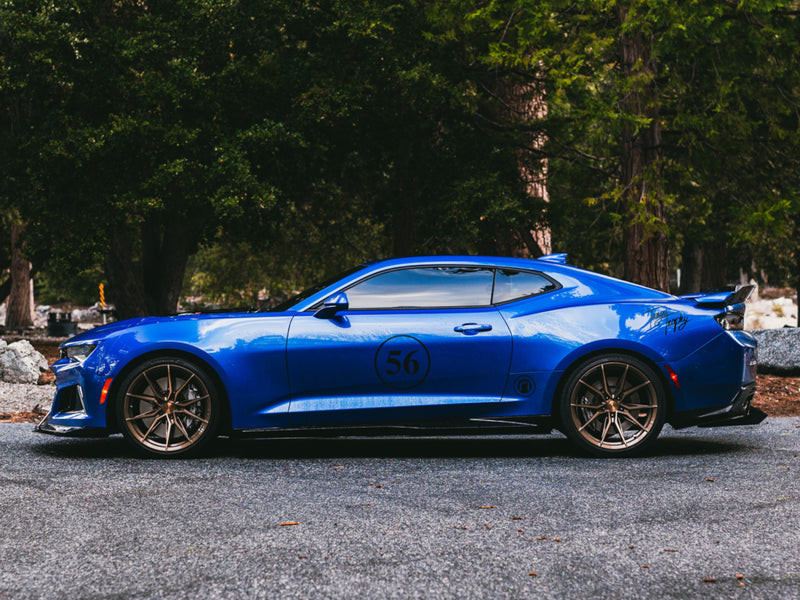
[1,420,799,600]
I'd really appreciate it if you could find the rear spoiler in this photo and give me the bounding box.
[679,285,756,310]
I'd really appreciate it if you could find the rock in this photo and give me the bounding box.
[0,340,50,384]
[748,328,800,375]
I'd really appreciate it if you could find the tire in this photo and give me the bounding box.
[559,354,666,457]
[116,357,222,457]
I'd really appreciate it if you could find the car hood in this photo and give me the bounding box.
[63,311,293,345]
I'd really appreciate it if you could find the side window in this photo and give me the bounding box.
[492,269,558,304]
[346,267,494,310]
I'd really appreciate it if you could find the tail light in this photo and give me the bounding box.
[715,310,744,330]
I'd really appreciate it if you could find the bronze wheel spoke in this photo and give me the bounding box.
[166,365,174,400]
[617,364,630,396]
[143,370,165,399]
[174,416,191,441]
[571,402,604,411]
[126,393,160,404]
[613,414,628,449]
[176,394,210,408]
[620,402,653,411]
[142,414,167,442]
[577,410,606,432]
[577,379,602,397]
[620,380,652,400]
[163,417,173,450]
[618,410,646,431]
[173,373,197,400]
[176,409,210,425]
[600,364,612,397]
[126,408,162,422]
[599,415,612,446]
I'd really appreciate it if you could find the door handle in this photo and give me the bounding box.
[454,323,493,335]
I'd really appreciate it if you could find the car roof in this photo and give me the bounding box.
[289,255,672,313]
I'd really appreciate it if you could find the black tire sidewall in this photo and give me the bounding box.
[560,354,666,457]
[115,356,222,458]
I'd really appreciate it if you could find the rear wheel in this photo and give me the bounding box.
[560,354,666,457]
[116,357,221,457]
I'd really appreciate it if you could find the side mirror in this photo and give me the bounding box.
[314,292,349,319]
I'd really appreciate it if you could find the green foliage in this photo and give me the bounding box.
[2,0,800,309]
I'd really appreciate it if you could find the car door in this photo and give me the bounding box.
[286,266,512,426]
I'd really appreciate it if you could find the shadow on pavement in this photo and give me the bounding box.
[30,431,746,461]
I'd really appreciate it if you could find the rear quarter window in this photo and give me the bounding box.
[492,269,559,304]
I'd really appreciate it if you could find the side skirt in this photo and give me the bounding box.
[231,416,554,439]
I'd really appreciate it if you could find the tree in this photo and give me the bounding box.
[3,1,282,318]
[5,220,33,328]
[437,1,800,293]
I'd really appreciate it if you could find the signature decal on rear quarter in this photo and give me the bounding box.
[374,335,431,390]
[644,307,689,335]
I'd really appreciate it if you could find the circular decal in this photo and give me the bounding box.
[514,376,535,397]
[374,336,431,390]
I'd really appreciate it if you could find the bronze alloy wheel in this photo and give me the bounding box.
[561,355,665,457]
[117,358,221,457]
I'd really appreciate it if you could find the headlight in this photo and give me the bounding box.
[60,344,98,362]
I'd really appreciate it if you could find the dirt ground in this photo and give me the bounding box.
[753,374,800,417]
[3,341,798,422]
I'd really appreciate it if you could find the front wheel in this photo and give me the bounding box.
[116,357,222,457]
[560,354,666,457]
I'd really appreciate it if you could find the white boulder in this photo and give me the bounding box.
[0,340,49,384]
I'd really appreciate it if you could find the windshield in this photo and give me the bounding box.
[268,265,367,312]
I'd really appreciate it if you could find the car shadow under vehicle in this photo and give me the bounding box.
[30,431,746,461]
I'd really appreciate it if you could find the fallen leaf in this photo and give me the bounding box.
[297,555,308,559]
[641,565,650,569]
[629,545,635,549]
[663,549,678,553]
[280,521,300,526]
[736,574,744,580]
[703,578,717,583]
[552,538,561,542]
[334,466,344,470]
[705,478,716,482]
[537,536,548,541]
[528,572,537,577]
[479,505,496,509]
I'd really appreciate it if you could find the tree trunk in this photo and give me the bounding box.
[105,228,148,319]
[701,243,729,291]
[141,214,191,315]
[680,239,703,294]
[618,7,669,291]
[105,215,198,320]
[6,222,34,329]
[498,79,551,258]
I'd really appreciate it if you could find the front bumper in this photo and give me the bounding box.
[34,358,110,436]
[670,382,767,430]
[35,411,108,437]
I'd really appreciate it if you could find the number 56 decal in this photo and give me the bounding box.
[375,336,431,390]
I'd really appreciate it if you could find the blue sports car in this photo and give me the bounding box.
[36,254,765,457]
